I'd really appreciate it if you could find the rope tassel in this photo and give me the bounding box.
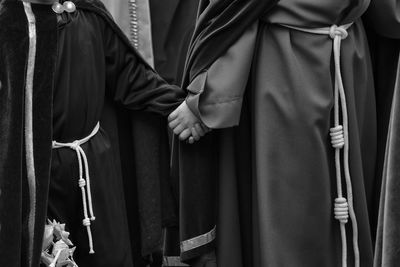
[328,24,359,267]
[52,122,100,254]
[280,23,359,267]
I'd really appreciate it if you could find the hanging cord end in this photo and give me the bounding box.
[83,218,95,254]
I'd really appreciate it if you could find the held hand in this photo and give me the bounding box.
[168,102,210,142]
[187,123,211,144]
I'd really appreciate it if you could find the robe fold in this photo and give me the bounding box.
[365,1,400,266]
[173,0,377,266]
[0,0,184,266]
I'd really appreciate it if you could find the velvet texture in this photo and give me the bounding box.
[0,2,57,266]
[0,2,34,266]
[0,1,179,266]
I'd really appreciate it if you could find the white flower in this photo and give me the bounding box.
[41,220,78,267]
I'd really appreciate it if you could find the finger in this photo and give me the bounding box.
[194,123,206,137]
[168,109,179,121]
[179,128,192,141]
[173,124,185,135]
[201,123,212,133]
[188,136,195,144]
[168,118,181,129]
[191,127,201,141]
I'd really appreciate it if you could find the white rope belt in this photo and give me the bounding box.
[52,122,100,254]
[279,23,359,267]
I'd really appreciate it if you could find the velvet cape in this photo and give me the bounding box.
[0,0,176,266]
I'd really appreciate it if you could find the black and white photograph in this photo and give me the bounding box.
[0,0,400,266]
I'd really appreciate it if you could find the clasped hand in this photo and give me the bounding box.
[168,101,210,144]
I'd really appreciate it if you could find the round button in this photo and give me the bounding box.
[52,2,64,14]
[63,1,76,13]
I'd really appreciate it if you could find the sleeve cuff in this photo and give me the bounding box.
[185,69,243,129]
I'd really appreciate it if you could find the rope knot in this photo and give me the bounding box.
[330,125,345,149]
[329,25,348,40]
[334,197,349,224]
[70,140,80,150]
[78,178,86,187]
[82,218,91,226]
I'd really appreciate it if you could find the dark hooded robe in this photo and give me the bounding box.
[101,1,201,266]
[0,0,184,266]
[173,0,377,266]
[364,1,400,266]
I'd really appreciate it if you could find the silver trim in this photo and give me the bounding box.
[23,2,37,266]
[163,256,189,266]
[180,226,216,253]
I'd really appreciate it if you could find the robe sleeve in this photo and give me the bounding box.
[185,22,258,129]
[104,22,185,116]
[367,0,400,38]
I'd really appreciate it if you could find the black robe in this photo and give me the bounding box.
[0,0,184,266]
[149,0,200,86]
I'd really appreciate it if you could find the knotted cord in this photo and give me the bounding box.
[52,122,100,254]
[280,23,359,267]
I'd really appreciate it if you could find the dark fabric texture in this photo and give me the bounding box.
[174,0,377,265]
[364,1,400,266]
[0,0,184,266]
[0,2,57,267]
[30,6,58,267]
[373,64,400,267]
[150,0,200,86]
[148,0,202,262]
[172,0,279,261]
[181,0,279,87]
[364,24,400,244]
[0,2,33,266]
